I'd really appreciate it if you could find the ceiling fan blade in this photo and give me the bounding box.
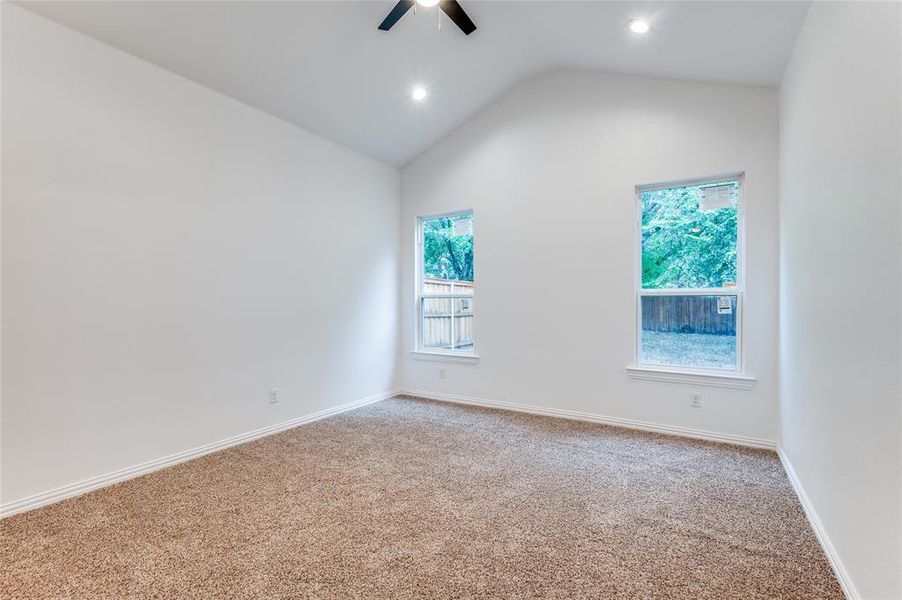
[378,0,415,31]
[439,0,476,35]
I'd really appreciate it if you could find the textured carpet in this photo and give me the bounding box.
[1,397,842,599]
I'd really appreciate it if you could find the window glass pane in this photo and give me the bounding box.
[639,295,737,370]
[420,297,474,352]
[419,212,475,354]
[641,181,738,289]
[452,297,474,351]
[423,213,474,284]
[421,297,453,351]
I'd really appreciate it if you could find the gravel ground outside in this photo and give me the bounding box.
[640,330,736,370]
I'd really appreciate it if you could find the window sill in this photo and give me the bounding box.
[626,365,756,390]
[410,350,480,365]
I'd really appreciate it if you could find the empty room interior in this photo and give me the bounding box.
[1,1,900,598]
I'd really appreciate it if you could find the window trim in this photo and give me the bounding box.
[633,173,747,376]
[409,350,480,364]
[625,365,756,390]
[414,209,478,360]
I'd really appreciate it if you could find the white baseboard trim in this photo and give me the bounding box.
[399,389,777,450]
[0,389,399,519]
[777,447,858,600]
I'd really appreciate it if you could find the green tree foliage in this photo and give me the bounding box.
[642,183,737,289]
[423,215,474,282]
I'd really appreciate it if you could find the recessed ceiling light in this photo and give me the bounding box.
[416,0,440,7]
[629,19,650,34]
[412,86,428,102]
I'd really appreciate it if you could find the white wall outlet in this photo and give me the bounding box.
[269,388,279,404]
[689,392,703,408]
[439,368,446,379]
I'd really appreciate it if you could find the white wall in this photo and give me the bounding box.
[779,2,901,598]
[0,5,399,507]
[399,69,780,442]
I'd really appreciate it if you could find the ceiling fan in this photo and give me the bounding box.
[378,0,477,36]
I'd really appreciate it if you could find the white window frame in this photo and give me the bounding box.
[411,209,479,363]
[631,173,751,384]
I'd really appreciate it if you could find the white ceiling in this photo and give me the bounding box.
[19,1,809,166]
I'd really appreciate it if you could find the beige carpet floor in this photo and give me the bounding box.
[1,396,842,599]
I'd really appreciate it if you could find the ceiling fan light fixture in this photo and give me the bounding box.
[629,19,650,34]
[378,0,476,35]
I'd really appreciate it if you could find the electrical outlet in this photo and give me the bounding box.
[439,368,446,379]
[269,388,279,404]
[689,392,703,408]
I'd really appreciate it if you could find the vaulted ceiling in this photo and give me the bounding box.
[20,1,809,166]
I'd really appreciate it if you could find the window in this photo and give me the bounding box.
[417,211,475,355]
[636,175,743,372]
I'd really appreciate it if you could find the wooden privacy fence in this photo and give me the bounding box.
[641,295,736,335]
[423,279,474,296]
[422,278,474,350]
